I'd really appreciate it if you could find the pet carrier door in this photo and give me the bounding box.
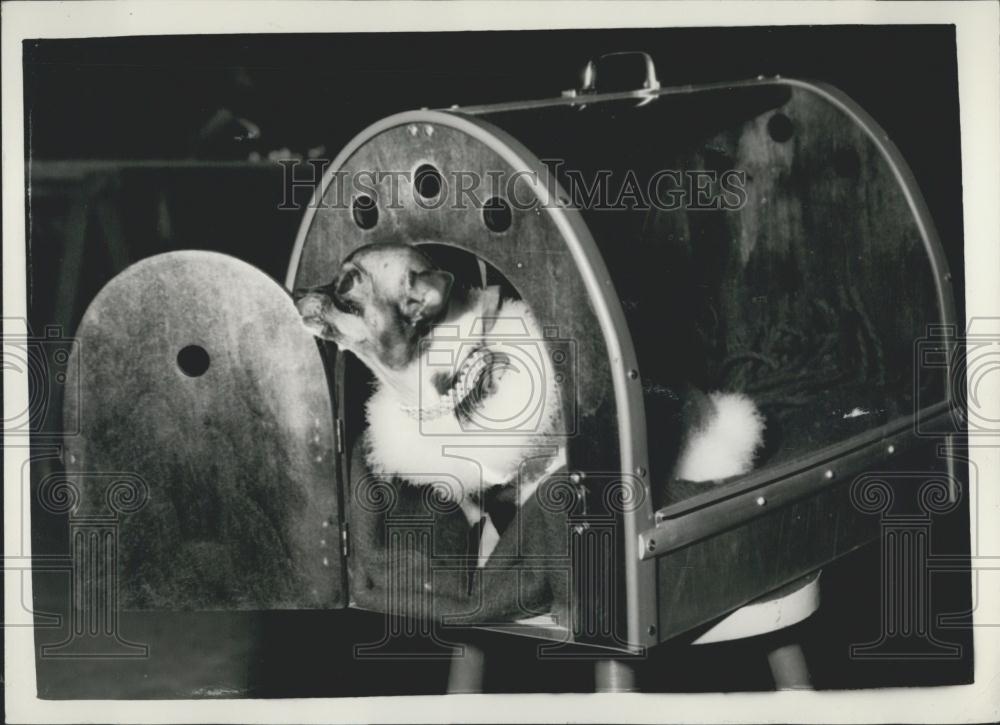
[62,250,346,610]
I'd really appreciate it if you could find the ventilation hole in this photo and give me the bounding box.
[352,194,379,230]
[767,113,794,143]
[483,196,512,233]
[413,164,443,200]
[833,148,861,179]
[177,345,210,377]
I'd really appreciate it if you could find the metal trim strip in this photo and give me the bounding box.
[639,407,954,560]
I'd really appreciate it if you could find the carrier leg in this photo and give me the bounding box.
[766,641,812,690]
[447,640,487,693]
[594,658,638,693]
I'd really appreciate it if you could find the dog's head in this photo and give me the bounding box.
[294,243,454,370]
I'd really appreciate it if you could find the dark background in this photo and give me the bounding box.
[22,26,971,696]
[23,26,965,315]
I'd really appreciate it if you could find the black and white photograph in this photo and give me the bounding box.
[3,1,999,722]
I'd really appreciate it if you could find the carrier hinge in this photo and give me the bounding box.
[341,521,350,559]
[335,416,344,455]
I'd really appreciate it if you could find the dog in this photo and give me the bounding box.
[295,242,765,580]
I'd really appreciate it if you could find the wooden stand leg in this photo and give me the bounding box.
[594,658,638,693]
[767,642,812,690]
[447,641,486,694]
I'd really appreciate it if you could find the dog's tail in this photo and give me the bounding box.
[675,392,766,483]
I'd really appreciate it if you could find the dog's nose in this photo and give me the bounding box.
[295,291,327,322]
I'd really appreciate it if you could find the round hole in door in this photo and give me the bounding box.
[352,194,379,229]
[483,196,512,233]
[177,345,210,377]
[767,113,794,143]
[413,164,443,200]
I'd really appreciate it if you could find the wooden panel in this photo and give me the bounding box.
[63,251,343,609]
[655,443,950,640]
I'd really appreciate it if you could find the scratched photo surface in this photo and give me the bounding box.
[21,26,972,697]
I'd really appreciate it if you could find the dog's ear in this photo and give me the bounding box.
[404,269,454,323]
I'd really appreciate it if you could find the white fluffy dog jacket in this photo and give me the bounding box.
[364,289,564,504]
[364,287,765,505]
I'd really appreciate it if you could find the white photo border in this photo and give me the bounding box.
[3,2,998,723]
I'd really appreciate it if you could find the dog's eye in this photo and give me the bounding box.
[331,269,363,315]
[332,294,362,316]
[336,268,359,297]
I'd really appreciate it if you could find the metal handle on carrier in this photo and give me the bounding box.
[572,51,661,96]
